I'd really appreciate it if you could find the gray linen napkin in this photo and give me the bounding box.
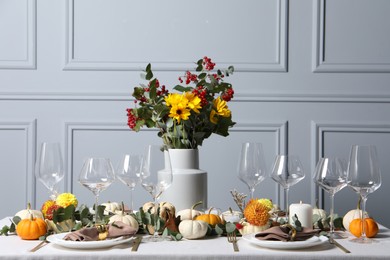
[63,221,137,241]
[255,226,319,242]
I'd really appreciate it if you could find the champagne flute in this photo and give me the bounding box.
[347,145,381,243]
[35,142,64,200]
[271,155,305,223]
[140,145,172,242]
[79,157,115,225]
[116,154,143,213]
[313,157,347,237]
[238,142,267,198]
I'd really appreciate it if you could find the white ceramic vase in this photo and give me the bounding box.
[160,149,207,211]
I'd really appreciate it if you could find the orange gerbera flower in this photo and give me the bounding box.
[244,199,270,226]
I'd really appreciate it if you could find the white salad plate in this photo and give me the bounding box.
[46,232,135,249]
[242,234,328,250]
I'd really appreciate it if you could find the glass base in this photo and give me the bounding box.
[143,235,167,242]
[349,237,379,244]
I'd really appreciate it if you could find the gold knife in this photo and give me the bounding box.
[131,236,142,252]
[329,237,351,253]
[30,240,49,252]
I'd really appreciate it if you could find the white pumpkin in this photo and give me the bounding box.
[46,219,75,233]
[177,208,203,220]
[238,219,270,235]
[343,209,369,232]
[142,201,175,221]
[178,201,208,239]
[179,219,208,239]
[102,201,122,214]
[312,207,327,228]
[15,203,44,220]
[109,212,139,232]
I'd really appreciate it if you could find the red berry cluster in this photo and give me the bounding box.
[178,71,198,85]
[203,56,215,71]
[192,86,208,106]
[221,87,234,101]
[126,108,138,130]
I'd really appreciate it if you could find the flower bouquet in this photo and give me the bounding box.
[127,56,235,149]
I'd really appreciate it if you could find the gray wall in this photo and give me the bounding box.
[1,0,389,227]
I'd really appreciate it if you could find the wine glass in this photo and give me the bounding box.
[35,142,64,200]
[271,155,305,223]
[237,142,267,198]
[313,157,348,238]
[140,145,173,242]
[347,145,381,243]
[79,157,115,225]
[116,154,143,213]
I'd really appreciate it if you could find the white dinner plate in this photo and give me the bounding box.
[46,232,135,249]
[242,234,328,250]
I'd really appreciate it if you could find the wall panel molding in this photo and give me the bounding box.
[3,92,390,103]
[0,0,36,69]
[64,0,288,72]
[312,0,390,73]
[0,120,37,207]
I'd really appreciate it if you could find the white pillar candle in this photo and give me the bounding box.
[289,201,313,228]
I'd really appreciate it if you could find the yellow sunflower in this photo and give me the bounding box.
[168,103,191,123]
[184,92,202,113]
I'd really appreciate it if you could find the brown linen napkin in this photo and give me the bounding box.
[63,221,137,241]
[255,226,319,242]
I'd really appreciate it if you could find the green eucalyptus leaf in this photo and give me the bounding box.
[214,224,224,235]
[226,222,237,233]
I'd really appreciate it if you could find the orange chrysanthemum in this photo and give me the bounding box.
[244,199,270,226]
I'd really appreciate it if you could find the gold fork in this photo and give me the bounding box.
[227,232,239,252]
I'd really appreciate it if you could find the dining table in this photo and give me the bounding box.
[1,217,389,260]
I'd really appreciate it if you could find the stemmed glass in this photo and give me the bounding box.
[347,145,381,243]
[140,145,173,242]
[35,142,64,200]
[271,155,305,223]
[313,157,348,238]
[116,154,143,213]
[238,142,267,199]
[79,157,115,225]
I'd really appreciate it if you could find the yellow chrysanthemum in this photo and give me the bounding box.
[184,92,202,113]
[257,198,273,211]
[243,199,270,226]
[168,103,191,123]
[56,193,78,208]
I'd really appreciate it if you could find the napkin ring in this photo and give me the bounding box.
[280,224,297,241]
[96,224,108,240]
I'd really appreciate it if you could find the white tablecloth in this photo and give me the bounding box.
[1,217,389,260]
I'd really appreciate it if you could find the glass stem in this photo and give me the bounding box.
[130,189,134,213]
[285,187,290,223]
[95,194,99,224]
[361,195,368,240]
[250,187,255,199]
[153,199,159,238]
[330,193,335,237]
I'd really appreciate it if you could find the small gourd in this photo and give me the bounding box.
[238,219,270,235]
[142,201,175,222]
[109,202,139,232]
[194,207,223,227]
[16,214,47,240]
[178,201,208,239]
[349,217,378,238]
[15,203,44,220]
[177,207,203,221]
[102,201,121,214]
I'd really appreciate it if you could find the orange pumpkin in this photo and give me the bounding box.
[194,208,222,227]
[16,214,47,240]
[349,218,378,238]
